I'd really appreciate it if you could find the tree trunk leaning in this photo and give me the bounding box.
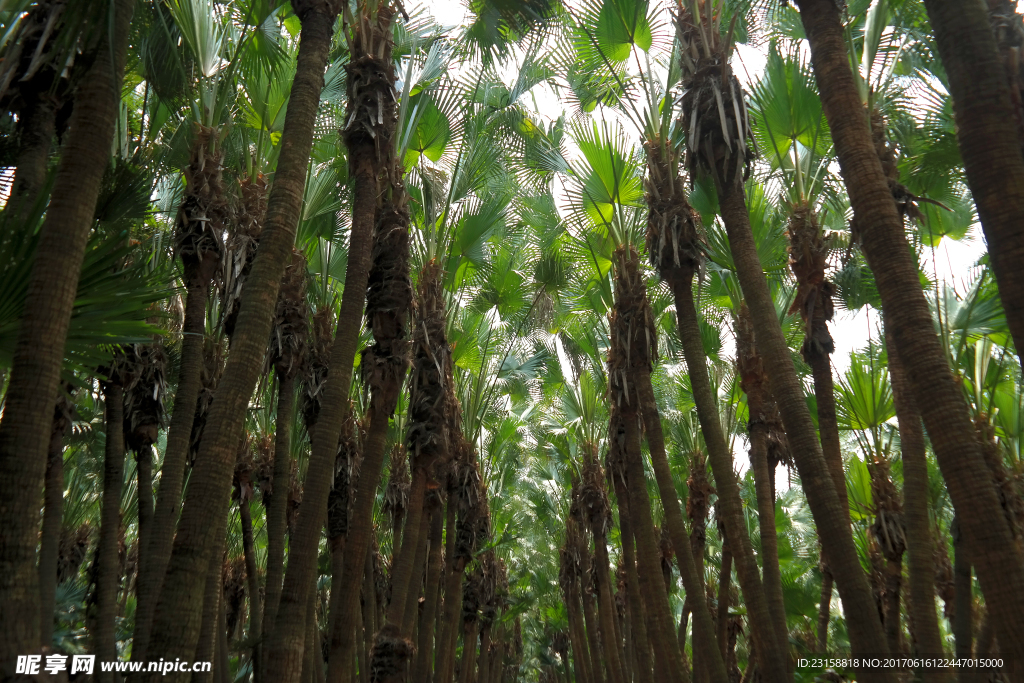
[0,0,133,668]
[796,0,1024,665]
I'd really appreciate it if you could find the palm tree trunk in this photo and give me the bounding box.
[6,91,56,223]
[0,0,133,666]
[579,557,606,683]
[794,0,1024,664]
[953,517,973,661]
[415,503,445,683]
[264,373,296,639]
[564,573,594,683]
[459,619,480,683]
[214,584,230,683]
[611,476,654,683]
[436,558,468,683]
[734,308,790,643]
[921,0,1024,370]
[137,445,155,591]
[620,405,690,683]
[134,282,209,662]
[39,390,72,647]
[592,534,627,683]
[145,5,339,676]
[668,274,784,683]
[195,535,226,683]
[884,330,948,667]
[241,498,263,683]
[715,183,893,680]
[817,569,832,652]
[717,544,732,664]
[94,381,125,683]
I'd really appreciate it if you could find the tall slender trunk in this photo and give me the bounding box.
[194,538,226,682]
[816,569,832,653]
[144,4,339,676]
[436,557,468,683]
[240,498,263,683]
[921,0,1024,369]
[415,503,445,683]
[40,389,73,647]
[669,274,783,683]
[953,518,973,661]
[884,331,947,666]
[137,446,155,591]
[134,284,209,661]
[94,381,125,683]
[734,307,790,642]
[0,0,133,666]
[264,373,296,637]
[610,475,653,683]
[458,618,480,683]
[592,535,627,683]
[795,0,1024,664]
[618,406,689,683]
[717,544,732,664]
[579,551,606,683]
[716,184,893,681]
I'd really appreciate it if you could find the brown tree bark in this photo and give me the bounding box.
[610,475,653,683]
[817,569,832,653]
[134,283,210,661]
[264,373,296,638]
[592,535,627,683]
[620,406,690,683]
[240,498,263,683]
[717,544,732,665]
[94,381,125,683]
[0,0,133,667]
[143,3,340,677]
[921,0,1024,371]
[670,275,784,683]
[415,503,446,683]
[39,389,73,647]
[796,0,1024,666]
[716,183,894,682]
[884,330,948,669]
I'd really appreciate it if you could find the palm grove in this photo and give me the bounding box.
[1,0,1023,681]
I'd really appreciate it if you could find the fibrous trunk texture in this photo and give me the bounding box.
[796,0,1024,666]
[134,124,229,661]
[607,246,690,683]
[0,0,133,667]
[93,380,125,683]
[39,387,74,646]
[144,4,339,678]
[884,329,948,669]
[734,306,790,642]
[644,136,775,683]
[921,0,1024,372]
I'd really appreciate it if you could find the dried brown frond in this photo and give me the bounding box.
[867,456,906,562]
[645,136,705,280]
[175,125,228,287]
[269,249,310,379]
[302,306,336,431]
[676,1,755,188]
[57,522,92,584]
[222,173,267,337]
[787,204,836,361]
[121,342,168,454]
[735,305,793,472]
[607,246,658,411]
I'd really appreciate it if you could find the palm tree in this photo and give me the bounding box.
[793,0,1024,663]
[0,0,134,665]
[920,0,1024,372]
[143,0,345,673]
[675,1,893,674]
